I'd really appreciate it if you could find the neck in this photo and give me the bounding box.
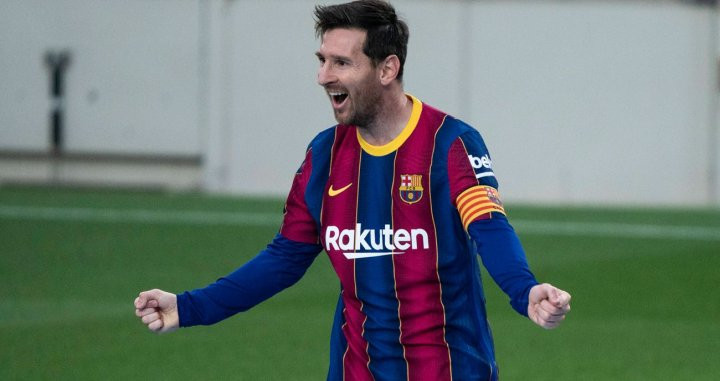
[357,90,413,146]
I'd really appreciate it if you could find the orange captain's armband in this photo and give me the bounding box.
[456,185,506,230]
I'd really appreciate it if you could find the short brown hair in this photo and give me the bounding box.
[314,0,409,80]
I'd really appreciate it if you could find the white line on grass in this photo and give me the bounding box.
[1,204,719,241]
[0,204,280,226]
[510,220,720,241]
[0,300,129,327]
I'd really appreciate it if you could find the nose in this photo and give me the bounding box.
[317,62,335,87]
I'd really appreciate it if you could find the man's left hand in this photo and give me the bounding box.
[528,283,571,329]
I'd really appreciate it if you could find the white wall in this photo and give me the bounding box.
[1,0,718,206]
[465,1,717,206]
[0,0,201,155]
[204,0,332,193]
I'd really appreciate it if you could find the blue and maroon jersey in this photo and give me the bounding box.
[279,95,537,380]
[177,95,537,381]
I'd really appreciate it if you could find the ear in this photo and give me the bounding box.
[378,55,401,85]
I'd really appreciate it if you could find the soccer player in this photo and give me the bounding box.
[134,1,571,380]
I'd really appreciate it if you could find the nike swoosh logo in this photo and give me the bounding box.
[328,183,353,197]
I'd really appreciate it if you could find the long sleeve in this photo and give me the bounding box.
[176,234,323,327]
[446,126,538,316]
[468,216,538,316]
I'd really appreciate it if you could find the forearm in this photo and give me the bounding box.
[176,234,322,327]
[469,216,538,316]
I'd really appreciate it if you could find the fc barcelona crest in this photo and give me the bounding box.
[399,174,423,204]
[485,186,503,207]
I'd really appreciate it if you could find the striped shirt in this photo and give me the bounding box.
[177,95,538,381]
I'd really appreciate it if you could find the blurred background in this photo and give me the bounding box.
[2,0,719,206]
[1,1,719,380]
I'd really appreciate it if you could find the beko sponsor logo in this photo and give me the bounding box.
[468,154,494,179]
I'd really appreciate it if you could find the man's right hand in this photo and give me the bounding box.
[134,289,179,334]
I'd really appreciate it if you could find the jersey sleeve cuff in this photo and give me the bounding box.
[510,282,539,317]
[176,291,195,327]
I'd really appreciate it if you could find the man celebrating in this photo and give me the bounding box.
[134,1,571,380]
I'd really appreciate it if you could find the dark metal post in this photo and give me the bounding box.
[44,50,71,157]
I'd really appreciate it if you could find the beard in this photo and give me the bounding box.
[333,81,383,129]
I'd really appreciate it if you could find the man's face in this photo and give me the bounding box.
[316,28,382,127]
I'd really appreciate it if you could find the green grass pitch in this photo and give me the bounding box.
[1,186,718,380]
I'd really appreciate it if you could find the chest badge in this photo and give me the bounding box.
[399,174,424,204]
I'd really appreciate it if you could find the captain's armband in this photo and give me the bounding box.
[456,185,506,230]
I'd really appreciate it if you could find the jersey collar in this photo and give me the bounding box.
[356,94,422,157]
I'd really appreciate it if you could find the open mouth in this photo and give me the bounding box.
[329,91,348,107]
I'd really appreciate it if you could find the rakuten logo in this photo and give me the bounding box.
[325,224,429,259]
